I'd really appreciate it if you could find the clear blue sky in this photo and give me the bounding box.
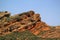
[0,0,60,26]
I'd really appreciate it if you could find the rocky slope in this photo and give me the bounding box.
[0,11,60,39]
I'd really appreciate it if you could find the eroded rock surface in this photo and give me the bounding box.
[0,11,60,38]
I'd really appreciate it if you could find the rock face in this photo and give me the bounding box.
[0,11,60,38]
[0,11,10,19]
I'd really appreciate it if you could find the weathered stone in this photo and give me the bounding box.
[0,11,60,38]
[0,11,10,19]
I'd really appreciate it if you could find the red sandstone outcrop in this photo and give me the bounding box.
[0,11,60,38]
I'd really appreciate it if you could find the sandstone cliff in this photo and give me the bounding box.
[0,11,60,39]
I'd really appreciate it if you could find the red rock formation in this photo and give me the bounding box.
[0,11,60,38]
